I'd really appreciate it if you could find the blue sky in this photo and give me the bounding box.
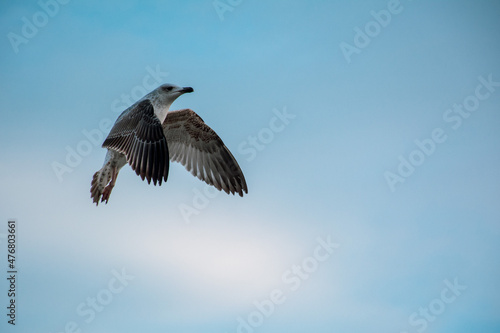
[1,0,499,332]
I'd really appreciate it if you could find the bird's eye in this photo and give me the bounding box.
[163,86,173,92]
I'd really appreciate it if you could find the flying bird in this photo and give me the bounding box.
[90,84,248,205]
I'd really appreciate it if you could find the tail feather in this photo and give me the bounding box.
[90,168,111,206]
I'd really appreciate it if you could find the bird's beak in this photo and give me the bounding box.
[180,87,194,93]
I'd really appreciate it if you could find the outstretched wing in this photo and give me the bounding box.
[163,109,248,196]
[102,99,169,185]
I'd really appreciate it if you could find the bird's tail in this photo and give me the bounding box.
[90,166,112,206]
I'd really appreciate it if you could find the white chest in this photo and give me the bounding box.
[153,102,171,123]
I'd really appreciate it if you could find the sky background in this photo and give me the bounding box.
[1,0,499,332]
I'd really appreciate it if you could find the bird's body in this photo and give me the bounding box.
[90,84,247,205]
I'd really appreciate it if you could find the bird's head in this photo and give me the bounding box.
[144,84,194,121]
[156,83,194,103]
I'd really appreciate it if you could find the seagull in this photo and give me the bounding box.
[90,83,248,205]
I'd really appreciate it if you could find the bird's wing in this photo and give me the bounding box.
[102,99,169,185]
[163,109,248,196]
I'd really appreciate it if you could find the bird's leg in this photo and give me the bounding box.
[101,166,118,203]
